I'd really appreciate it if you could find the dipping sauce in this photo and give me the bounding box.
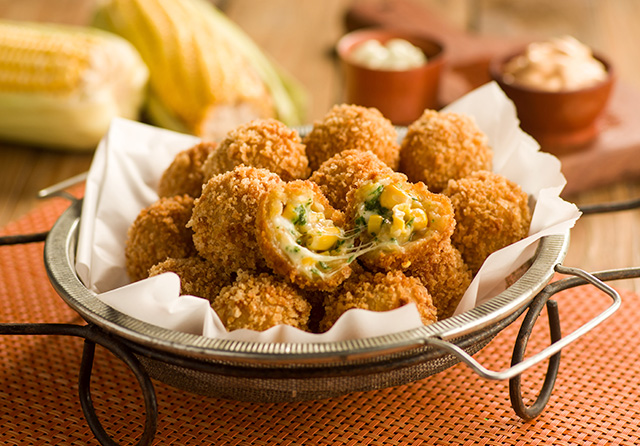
[502,35,607,91]
[349,38,427,71]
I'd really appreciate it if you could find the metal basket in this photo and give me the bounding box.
[43,197,608,399]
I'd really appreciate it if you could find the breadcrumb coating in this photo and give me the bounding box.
[148,256,234,304]
[303,104,401,171]
[399,110,492,192]
[202,118,310,181]
[320,270,437,332]
[188,166,283,272]
[125,195,197,282]
[256,180,353,290]
[408,241,472,320]
[157,141,218,198]
[443,170,531,275]
[212,270,311,332]
[308,149,404,211]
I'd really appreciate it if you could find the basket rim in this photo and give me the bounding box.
[44,196,569,366]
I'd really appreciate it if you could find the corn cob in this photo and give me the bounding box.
[0,19,148,151]
[93,0,307,140]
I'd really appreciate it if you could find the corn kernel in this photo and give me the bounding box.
[282,203,298,221]
[380,184,411,209]
[410,208,428,231]
[368,214,383,235]
[391,211,405,236]
[308,226,340,251]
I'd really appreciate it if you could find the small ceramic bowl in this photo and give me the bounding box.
[490,49,614,155]
[337,28,445,125]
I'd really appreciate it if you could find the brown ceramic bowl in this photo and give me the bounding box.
[337,28,445,125]
[490,49,614,155]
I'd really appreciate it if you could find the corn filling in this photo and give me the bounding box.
[355,182,433,246]
[273,196,352,278]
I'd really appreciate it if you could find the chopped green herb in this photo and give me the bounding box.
[292,203,307,226]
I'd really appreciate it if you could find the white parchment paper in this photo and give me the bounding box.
[75,82,581,342]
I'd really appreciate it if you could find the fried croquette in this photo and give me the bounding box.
[303,104,401,171]
[399,110,492,192]
[443,170,532,275]
[256,180,355,290]
[148,256,234,304]
[202,118,310,181]
[125,195,197,282]
[212,270,311,332]
[408,241,472,320]
[308,149,405,211]
[345,175,455,271]
[188,166,283,272]
[320,270,437,332]
[157,141,218,198]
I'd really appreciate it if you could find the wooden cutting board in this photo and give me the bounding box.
[345,0,640,196]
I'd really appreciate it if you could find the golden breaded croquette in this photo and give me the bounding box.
[125,195,197,282]
[256,180,355,290]
[303,104,401,171]
[399,110,492,192]
[157,141,218,198]
[308,149,405,211]
[202,118,310,181]
[443,170,532,275]
[148,256,234,304]
[345,175,455,271]
[408,241,472,320]
[320,270,437,332]
[212,270,311,332]
[188,166,283,272]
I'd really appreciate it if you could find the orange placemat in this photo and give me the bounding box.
[1,192,639,445]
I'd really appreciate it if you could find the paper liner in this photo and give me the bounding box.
[75,82,581,343]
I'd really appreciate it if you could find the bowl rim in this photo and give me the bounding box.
[336,26,446,73]
[489,46,615,96]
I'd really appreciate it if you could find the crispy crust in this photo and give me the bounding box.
[255,180,352,290]
[157,141,218,198]
[212,270,311,332]
[442,170,532,275]
[125,195,197,282]
[202,118,310,181]
[320,270,437,332]
[399,110,492,192]
[148,256,234,304]
[303,104,400,171]
[345,177,455,271]
[308,149,403,211]
[408,241,472,320]
[188,166,283,272]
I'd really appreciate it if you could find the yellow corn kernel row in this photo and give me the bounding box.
[0,22,91,94]
[0,19,148,150]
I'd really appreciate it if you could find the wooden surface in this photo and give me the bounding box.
[0,0,639,292]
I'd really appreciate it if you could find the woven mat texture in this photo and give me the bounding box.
[1,193,639,445]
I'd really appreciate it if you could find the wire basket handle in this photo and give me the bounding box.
[422,264,622,419]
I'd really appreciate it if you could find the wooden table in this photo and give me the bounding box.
[1,0,639,293]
